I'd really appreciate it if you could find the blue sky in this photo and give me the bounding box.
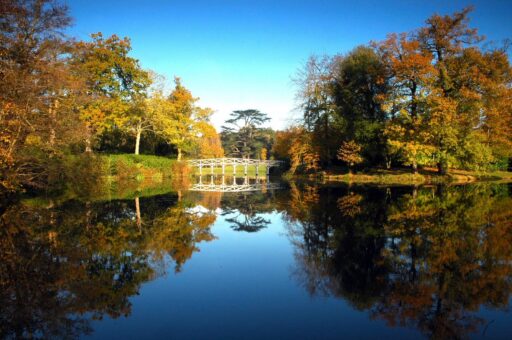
[66,0,512,130]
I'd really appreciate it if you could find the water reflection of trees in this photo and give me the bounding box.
[282,182,512,339]
[0,193,216,339]
[220,190,277,232]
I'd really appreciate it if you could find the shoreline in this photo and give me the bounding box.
[290,168,512,186]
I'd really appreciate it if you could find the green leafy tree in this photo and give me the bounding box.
[70,33,151,153]
[331,46,389,165]
[221,109,271,158]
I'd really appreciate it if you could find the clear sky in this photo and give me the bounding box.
[66,0,512,130]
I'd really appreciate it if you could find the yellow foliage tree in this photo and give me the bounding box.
[260,148,267,160]
[195,121,224,158]
[289,128,320,174]
[149,77,214,160]
[337,140,364,173]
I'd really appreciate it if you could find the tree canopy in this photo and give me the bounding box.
[286,7,512,174]
[221,109,273,159]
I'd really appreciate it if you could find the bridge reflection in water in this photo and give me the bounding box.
[189,175,281,192]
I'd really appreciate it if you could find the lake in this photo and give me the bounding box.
[1,177,512,339]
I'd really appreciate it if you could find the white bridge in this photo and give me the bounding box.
[189,176,282,192]
[187,158,283,176]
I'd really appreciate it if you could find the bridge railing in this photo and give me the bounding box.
[187,157,283,176]
[187,158,282,166]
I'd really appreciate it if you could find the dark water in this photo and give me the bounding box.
[1,178,512,339]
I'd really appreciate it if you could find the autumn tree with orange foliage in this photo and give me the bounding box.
[287,7,512,175]
[0,0,88,191]
[337,140,363,173]
[273,127,320,174]
[195,120,224,158]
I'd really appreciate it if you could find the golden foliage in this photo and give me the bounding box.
[195,121,224,158]
[337,140,363,168]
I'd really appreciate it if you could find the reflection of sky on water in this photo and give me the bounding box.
[2,183,512,339]
[88,210,420,340]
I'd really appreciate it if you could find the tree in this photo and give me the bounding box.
[195,120,224,158]
[273,126,320,173]
[294,55,340,164]
[376,33,437,172]
[337,140,363,174]
[331,46,389,165]
[0,0,81,191]
[70,33,151,153]
[260,147,267,160]
[150,77,211,160]
[289,7,512,174]
[272,128,295,161]
[417,7,484,174]
[384,114,434,173]
[221,109,271,158]
[288,127,320,174]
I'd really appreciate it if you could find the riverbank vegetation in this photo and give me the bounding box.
[0,0,222,194]
[273,7,512,179]
[2,2,511,195]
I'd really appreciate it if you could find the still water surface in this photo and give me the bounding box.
[1,178,512,339]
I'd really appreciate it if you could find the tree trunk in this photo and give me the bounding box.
[134,123,142,155]
[437,161,447,175]
[85,137,93,153]
[135,196,142,231]
[412,161,418,174]
[49,99,58,149]
[85,126,93,153]
[386,158,391,169]
[177,148,182,161]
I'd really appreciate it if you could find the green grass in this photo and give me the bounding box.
[102,154,177,180]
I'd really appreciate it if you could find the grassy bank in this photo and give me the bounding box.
[23,154,185,204]
[307,167,512,185]
[102,154,178,181]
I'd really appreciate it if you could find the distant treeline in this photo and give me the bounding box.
[273,7,512,174]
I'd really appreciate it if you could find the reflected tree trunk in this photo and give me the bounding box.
[437,161,447,175]
[135,196,142,231]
